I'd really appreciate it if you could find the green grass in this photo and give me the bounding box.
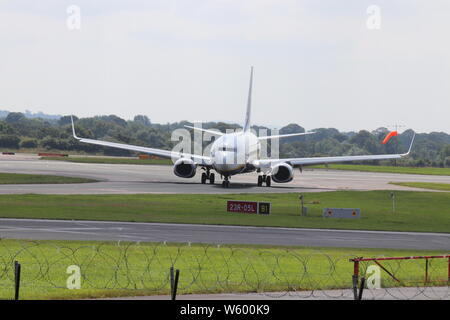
[310,164,450,176]
[0,191,449,233]
[0,240,447,300]
[42,156,172,165]
[0,173,98,184]
[389,182,450,191]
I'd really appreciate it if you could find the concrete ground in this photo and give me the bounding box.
[1,218,449,250]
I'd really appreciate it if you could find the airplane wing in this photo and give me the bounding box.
[71,117,212,166]
[255,133,415,167]
[257,131,315,140]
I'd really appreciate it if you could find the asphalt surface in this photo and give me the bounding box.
[0,156,449,194]
[1,219,449,250]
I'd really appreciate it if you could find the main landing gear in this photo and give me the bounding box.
[201,169,215,185]
[257,175,271,187]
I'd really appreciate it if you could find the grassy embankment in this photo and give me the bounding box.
[311,164,450,176]
[389,182,450,192]
[0,173,97,184]
[0,191,448,233]
[41,156,172,165]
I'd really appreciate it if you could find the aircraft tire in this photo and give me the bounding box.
[266,176,271,187]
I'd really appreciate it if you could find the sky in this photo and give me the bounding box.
[0,0,449,133]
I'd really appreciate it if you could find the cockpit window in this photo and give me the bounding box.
[221,147,236,152]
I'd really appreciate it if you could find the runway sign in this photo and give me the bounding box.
[258,202,271,215]
[323,208,360,219]
[227,201,271,215]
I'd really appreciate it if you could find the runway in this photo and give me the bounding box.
[0,157,449,194]
[0,218,449,250]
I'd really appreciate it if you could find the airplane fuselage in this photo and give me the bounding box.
[210,131,260,176]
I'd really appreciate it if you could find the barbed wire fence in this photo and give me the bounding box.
[0,240,448,300]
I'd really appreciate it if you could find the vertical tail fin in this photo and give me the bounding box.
[243,66,253,132]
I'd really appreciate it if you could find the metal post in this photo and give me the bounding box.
[352,260,360,300]
[14,261,21,300]
[170,266,174,295]
[358,277,366,300]
[447,257,449,283]
[425,259,429,283]
[171,269,180,301]
[299,194,304,216]
[390,192,395,213]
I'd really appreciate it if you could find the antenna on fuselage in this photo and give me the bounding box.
[243,66,253,133]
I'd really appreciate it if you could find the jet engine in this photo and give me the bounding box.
[271,163,294,183]
[173,158,197,178]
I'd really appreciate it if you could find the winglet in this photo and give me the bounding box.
[402,132,416,156]
[71,115,80,140]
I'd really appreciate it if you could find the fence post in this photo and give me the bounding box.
[170,266,174,295]
[448,256,450,282]
[358,277,366,300]
[14,261,21,300]
[171,269,180,301]
[352,259,360,300]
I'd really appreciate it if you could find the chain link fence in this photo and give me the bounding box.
[0,240,448,300]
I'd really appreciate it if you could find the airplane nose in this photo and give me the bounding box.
[213,151,244,173]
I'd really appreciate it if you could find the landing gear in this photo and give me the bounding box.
[201,172,207,184]
[257,175,263,187]
[257,175,271,187]
[266,175,271,187]
[222,176,230,188]
[201,168,215,185]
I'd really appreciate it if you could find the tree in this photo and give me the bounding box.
[59,115,78,126]
[20,139,38,148]
[0,134,20,148]
[5,112,25,123]
[133,115,151,126]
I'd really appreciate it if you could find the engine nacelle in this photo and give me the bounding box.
[271,163,294,183]
[173,158,197,178]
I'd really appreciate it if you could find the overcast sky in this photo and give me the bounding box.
[0,0,449,133]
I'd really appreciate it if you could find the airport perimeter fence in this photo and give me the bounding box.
[0,240,448,300]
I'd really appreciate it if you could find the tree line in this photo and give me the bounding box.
[0,112,449,167]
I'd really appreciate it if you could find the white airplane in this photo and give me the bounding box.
[71,67,415,188]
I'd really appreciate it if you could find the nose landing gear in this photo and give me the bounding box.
[222,176,230,188]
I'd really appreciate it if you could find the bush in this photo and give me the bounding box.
[20,139,38,148]
[0,134,20,149]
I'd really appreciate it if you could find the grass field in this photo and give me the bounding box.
[0,172,97,184]
[0,191,449,233]
[42,156,172,165]
[0,240,447,300]
[389,182,450,191]
[310,164,450,176]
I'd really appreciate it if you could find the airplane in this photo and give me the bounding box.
[71,67,415,188]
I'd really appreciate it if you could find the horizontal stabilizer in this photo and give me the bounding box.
[184,125,224,136]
